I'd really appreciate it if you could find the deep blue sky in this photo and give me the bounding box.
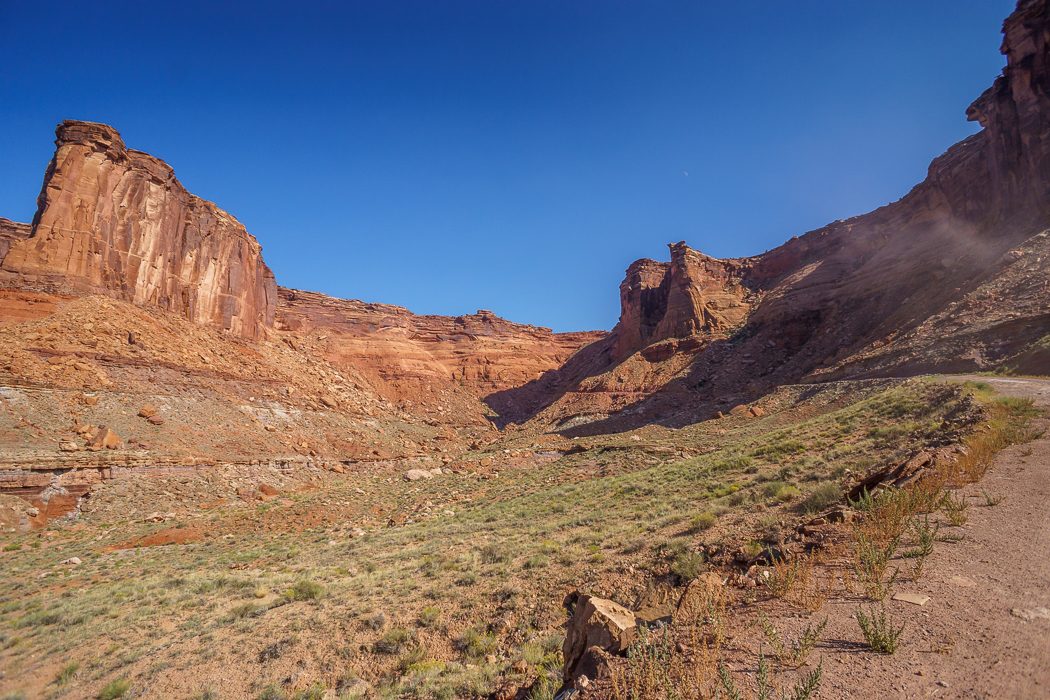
[0,1,1013,331]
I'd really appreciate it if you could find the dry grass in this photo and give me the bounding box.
[0,379,1033,698]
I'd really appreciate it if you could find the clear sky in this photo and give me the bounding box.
[0,1,1013,332]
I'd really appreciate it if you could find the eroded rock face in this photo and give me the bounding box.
[561,594,637,686]
[613,242,752,360]
[276,287,603,412]
[0,218,31,265]
[501,0,1050,432]
[0,121,276,339]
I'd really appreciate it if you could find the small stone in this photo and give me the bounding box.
[60,557,82,566]
[59,442,79,452]
[892,592,931,606]
[404,469,433,481]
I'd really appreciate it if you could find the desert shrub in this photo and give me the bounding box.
[852,527,900,600]
[284,580,324,602]
[97,678,130,700]
[55,661,80,686]
[417,606,440,628]
[799,481,841,513]
[374,627,413,654]
[904,515,938,580]
[688,511,718,533]
[671,551,706,581]
[480,543,510,564]
[856,605,904,654]
[456,627,498,659]
[256,686,286,700]
[940,491,969,526]
[763,555,811,600]
[759,614,828,668]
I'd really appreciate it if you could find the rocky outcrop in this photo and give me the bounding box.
[0,121,276,339]
[276,287,603,413]
[561,593,637,688]
[0,218,31,265]
[613,242,752,359]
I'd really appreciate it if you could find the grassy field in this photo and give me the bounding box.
[0,378,1007,699]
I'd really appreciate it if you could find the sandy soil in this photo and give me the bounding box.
[814,376,1050,699]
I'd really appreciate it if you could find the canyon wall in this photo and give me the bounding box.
[500,0,1050,432]
[0,121,276,339]
[277,287,603,413]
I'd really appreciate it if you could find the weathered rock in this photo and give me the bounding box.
[0,121,276,339]
[138,405,159,419]
[613,243,751,360]
[87,427,122,451]
[276,288,603,415]
[403,469,434,482]
[0,217,31,265]
[562,593,637,685]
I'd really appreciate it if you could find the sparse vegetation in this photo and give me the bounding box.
[0,378,1036,698]
[97,678,131,700]
[856,605,905,654]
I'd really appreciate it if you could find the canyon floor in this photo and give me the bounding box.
[0,374,1044,699]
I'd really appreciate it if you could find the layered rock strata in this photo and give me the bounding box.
[0,121,276,339]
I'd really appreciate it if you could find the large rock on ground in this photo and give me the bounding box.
[561,593,637,685]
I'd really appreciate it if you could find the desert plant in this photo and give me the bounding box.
[981,490,1004,506]
[284,579,324,602]
[671,550,706,580]
[97,678,130,700]
[940,491,969,526]
[55,661,80,686]
[758,614,827,668]
[856,605,904,654]
[373,627,412,654]
[853,527,900,600]
[456,627,497,659]
[799,482,841,514]
[688,511,718,533]
[763,555,811,600]
[904,515,938,580]
[417,606,440,628]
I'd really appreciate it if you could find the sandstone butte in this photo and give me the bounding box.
[0,120,277,339]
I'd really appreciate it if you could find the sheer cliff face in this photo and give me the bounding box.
[0,121,276,339]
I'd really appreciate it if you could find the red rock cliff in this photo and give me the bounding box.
[0,121,276,339]
[613,242,752,359]
[506,0,1050,431]
[277,287,603,409]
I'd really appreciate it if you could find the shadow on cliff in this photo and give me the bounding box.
[483,335,618,429]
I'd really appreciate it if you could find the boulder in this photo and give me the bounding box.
[403,469,433,482]
[87,427,122,450]
[561,593,637,685]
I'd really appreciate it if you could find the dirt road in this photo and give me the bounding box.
[814,376,1050,698]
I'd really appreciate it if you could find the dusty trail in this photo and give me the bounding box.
[816,376,1050,699]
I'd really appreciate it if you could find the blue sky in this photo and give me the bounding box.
[0,1,1012,331]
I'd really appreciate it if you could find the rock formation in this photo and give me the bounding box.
[0,218,31,264]
[0,121,276,339]
[613,242,752,360]
[496,0,1050,432]
[276,287,602,414]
